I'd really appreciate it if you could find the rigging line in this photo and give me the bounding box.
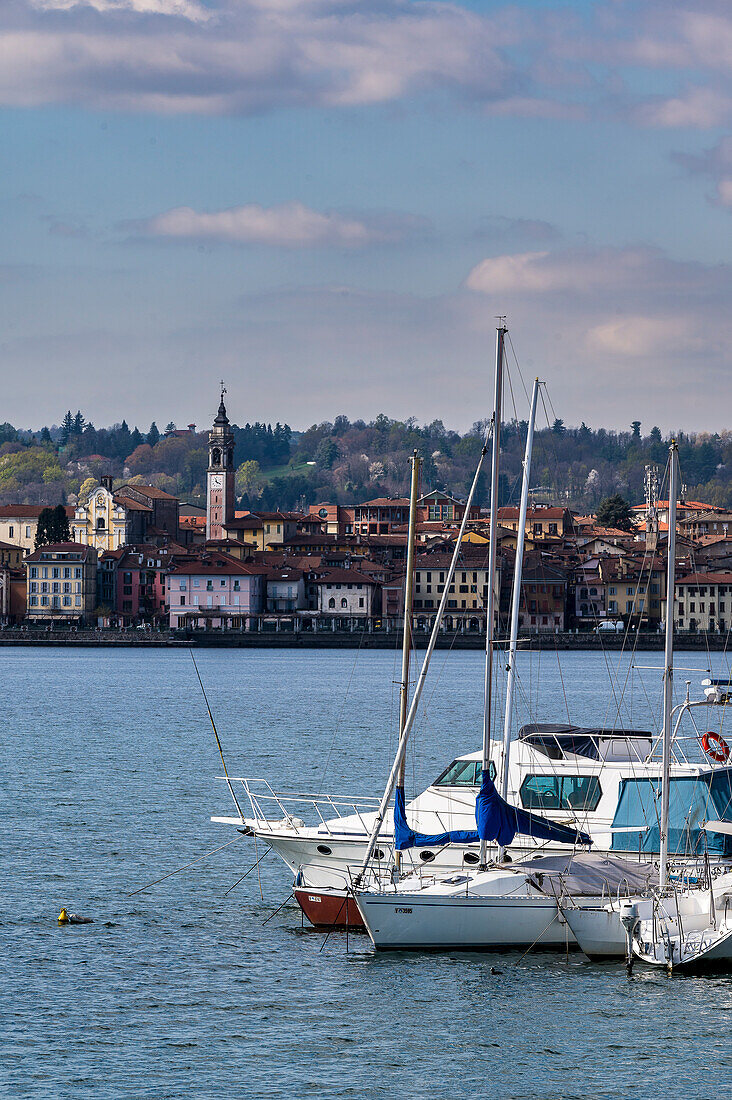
[126,835,245,897]
[190,650,245,820]
[253,830,264,901]
[506,330,531,406]
[262,892,294,926]
[223,845,273,896]
[316,622,368,796]
[605,452,673,733]
[318,894,350,952]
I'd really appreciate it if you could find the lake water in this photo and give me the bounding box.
[4,645,732,1099]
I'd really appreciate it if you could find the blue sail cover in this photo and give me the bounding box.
[476,770,592,847]
[393,772,592,851]
[394,786,479,849]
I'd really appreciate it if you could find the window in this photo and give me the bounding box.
[75,569,82,579]
[233,580,240,591]
[519,774,602,812]
[609,586,616,596]
[52,568,60,579]
[29,596,37,606]
[434,760,496,786]
[341,598,348,608]
[30,582,37,594]
[328,597,336,609]
[30,567,37,579]
[180,580,187,590]
[180,596,186,606]
[359,597,364,608]
[221,579,226,587]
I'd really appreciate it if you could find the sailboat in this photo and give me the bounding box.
[562,444,732,965]
[352,326,665,949]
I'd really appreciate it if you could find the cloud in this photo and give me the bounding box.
[30,0,212,20]
[673,135,732,206]
[464,247,660,296]
[0,0,526,115]
[133,201,425,247]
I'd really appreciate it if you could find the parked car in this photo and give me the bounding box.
[595,619,624,633]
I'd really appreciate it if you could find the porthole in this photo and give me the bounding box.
[373,848,385,860]
[316,844,332,855]
[419,850,435,862]
[463,852,480,865]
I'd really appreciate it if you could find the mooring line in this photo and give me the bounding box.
[126,835,245,897]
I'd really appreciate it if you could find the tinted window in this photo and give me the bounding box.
[519,774,602,812]
[434,760,496,786]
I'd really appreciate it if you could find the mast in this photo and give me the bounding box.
[498,376,540,858]
[659,440,678,888]
[355,422,493,881]
[479,323,506,868]
[394,451,420,874]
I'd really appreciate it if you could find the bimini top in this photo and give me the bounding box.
[519,723,654,763]
[515,854,658,898]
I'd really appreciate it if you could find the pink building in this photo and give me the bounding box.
[167,553,267,629]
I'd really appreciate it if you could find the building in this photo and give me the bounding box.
[167,553,267,629]
[599,555,666,626]
[519,561,567,632]
[0,505,74,551]
[675,573,732,634]
[25,542,97,623]
[311,568,379,617]
[72,478,180,551]
[353,498,410,536]
[206,389,235,542]
[412,549,499,631]
[498,505,574,541]
[308,503,355,536]
[418,491,481,523]
[573,560,606,625]
[0,567,26,623]
[266,567,306,612]
[99,546,176,624]
[221,511,306,551]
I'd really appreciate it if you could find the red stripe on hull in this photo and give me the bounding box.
[294,888,365,930]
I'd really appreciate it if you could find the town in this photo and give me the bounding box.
[0,390,729,642]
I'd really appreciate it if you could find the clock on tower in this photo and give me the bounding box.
[206,384,235,542]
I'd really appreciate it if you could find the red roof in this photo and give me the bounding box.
[677,572,732,585]
[25,541,95,561]
[0,505,74,518]
[311,568,378,585]
[170,553,268,576]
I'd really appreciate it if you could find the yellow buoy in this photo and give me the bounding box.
[58,908,69,924]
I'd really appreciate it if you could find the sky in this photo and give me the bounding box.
[1,0,732,435]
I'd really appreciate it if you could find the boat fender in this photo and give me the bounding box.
[701,731,730,764]
[58,908,94,925]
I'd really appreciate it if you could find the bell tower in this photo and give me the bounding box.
[206,383,235,542]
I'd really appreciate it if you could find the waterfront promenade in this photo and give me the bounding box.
[0,627,727,650]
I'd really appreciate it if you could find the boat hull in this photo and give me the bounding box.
[356,892,572,951]
[294,887,365,930]
[561,905,629,959]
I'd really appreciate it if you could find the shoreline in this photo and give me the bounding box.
[0,630,727,651]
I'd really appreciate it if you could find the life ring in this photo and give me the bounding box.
[701,731,730,764]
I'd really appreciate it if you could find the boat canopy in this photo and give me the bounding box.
[519,723,653,763]
[517,854,658,897]
[611,769,732,857]
[394,772,592,851]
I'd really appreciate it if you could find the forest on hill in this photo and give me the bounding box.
[0,412,729,512]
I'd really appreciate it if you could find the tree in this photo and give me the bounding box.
[40,426,52,444]
[631,421,641,439]
[78,477,97,503]
[315,438,339,469]
[35,504,71,546]
[596,494,634,532]
[147,422,160,447]
[552,418,566,436]
[235,459,263,501]
[59,411,74,445]
[165,422,176,433]
[73,410,86,436]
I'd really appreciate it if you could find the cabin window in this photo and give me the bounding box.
[434,760,496,786]
[463,852,480,865]
[419,851,435,862]
[316,844,332,855]
[519,774,602,812]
